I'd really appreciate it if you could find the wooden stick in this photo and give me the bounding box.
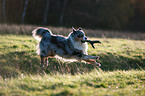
[83,40,101,49]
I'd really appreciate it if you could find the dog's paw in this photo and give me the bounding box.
[95,63,101,67]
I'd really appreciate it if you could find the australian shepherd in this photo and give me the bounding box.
[32,27,100,67]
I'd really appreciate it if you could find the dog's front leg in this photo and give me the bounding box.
[82,55,101,66]
[83,55,99,60]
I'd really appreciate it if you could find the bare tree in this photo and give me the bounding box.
[3,0,6,23]
[59,0,68,25]
[43,0,49,25]
[0,0,1,22]
[21,0,28,24]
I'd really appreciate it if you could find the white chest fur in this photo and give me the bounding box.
[70,36,88,54]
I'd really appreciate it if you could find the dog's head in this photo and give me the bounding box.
[69,27,87,43]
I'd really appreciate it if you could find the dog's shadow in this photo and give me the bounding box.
[0,51,144,78]
[43,58,99,75]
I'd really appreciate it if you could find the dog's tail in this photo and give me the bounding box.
[32,27,52,41]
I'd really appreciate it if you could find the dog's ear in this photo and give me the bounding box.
[78,27,82,30]
[72,27,76,33]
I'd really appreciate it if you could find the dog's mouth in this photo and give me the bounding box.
[81,36,87,43]
[81,40,86,43]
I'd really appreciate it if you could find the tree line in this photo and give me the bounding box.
[0,0,145,32]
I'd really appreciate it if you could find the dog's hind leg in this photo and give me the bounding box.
[40,56,45,68]
[46,57,49,66]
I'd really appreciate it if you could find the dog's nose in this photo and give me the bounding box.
[83,36,87,40]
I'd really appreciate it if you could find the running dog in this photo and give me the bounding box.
[32,27,100,67]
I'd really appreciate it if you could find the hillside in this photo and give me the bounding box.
[0,25,145,95]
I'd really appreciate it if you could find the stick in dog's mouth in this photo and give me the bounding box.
[81,40,101,48]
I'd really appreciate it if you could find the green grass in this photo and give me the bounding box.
[0,70,145,96]
[0,31,145,95]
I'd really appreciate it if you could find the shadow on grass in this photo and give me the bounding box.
[0,51,40,78]
[0,51,98,78]
[99,52,145,71]
[0,51,144,78]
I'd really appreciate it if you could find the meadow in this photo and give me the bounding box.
[0,24,145,95]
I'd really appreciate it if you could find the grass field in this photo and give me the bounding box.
[0,25,145,95]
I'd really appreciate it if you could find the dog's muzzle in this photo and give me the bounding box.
[81,36,87,43]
